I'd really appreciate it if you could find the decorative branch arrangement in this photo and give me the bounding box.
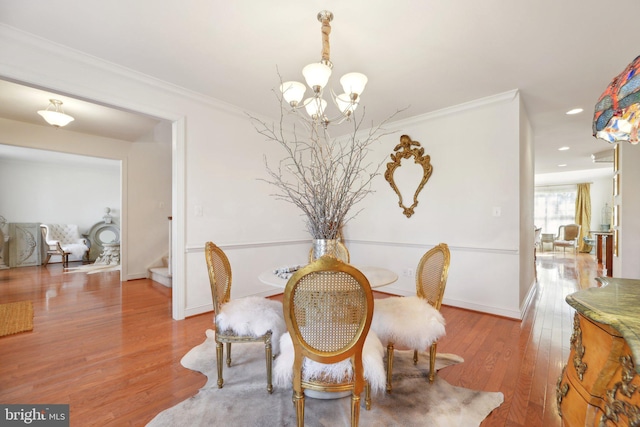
[249,88,400,239]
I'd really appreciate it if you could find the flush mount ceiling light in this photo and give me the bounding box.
[566,108,583,115]
[279,10,368,127]
[558,146,570,151]
[37,99,74,127]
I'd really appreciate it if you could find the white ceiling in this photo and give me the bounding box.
[1,0,637,174]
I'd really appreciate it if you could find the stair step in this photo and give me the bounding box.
[149,267,172,288]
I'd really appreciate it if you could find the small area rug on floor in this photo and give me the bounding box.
[0,300,34,337]
[147,329,504,427]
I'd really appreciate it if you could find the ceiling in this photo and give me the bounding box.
[1,0,638,175]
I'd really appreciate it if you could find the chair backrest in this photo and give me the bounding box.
[308,240,350,264]
[41,224,82,245]
[284,255,373,366]
[204,242,232,314]
[561,224,581,241]
[416,243,451,310]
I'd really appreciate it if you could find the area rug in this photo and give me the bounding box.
[0,300,34,337]
[147,329,504,427]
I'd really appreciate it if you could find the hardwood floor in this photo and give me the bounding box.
[0,251,603,426]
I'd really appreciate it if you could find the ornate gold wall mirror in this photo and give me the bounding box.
[384,135,433,218]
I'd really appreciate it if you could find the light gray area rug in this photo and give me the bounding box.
[147,329,504,427]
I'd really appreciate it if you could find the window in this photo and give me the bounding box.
[534,185,577,234]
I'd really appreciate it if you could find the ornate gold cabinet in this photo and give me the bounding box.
[558,278,640,426]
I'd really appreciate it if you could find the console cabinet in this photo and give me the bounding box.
[558,278,640,426]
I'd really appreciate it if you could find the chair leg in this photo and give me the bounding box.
[351,392,361,427]
[293,390,304,427]
[216,341,224,388]
[43,254,51,266]
[413,349,419,365]
[429,342,438,383]
[386,343,394,393]
[226,342,232,367]
[265,337,273,394]
[365,382,371,410]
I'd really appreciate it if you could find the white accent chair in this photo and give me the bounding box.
[40,224,89,267]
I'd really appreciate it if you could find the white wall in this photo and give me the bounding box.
[344,90,527,318]
[0,25,533,320]
[0,154,120,228]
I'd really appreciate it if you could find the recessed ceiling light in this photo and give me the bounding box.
[557,164,567,167]
[558,146,570,151]
[566,108,584,115]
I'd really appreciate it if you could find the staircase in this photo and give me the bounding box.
[149,255,172,287]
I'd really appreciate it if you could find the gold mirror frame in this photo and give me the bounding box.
[384,135,433,218]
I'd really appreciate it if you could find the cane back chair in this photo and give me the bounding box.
[284,255,375,427]
[204,241,285,393]
[371,243,450,393]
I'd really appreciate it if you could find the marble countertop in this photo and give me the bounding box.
[566,277,640,373]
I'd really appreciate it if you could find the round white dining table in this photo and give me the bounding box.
[258,265,398,289]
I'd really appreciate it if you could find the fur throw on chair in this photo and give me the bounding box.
[273,330,386,394]
[216,296,286,355]
[371,296,446,350]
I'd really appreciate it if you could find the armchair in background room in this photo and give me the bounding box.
[553,224,581,254]
[40,224,89,267]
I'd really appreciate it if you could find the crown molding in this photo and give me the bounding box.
[0,24,258,121]
[388,89,520,129]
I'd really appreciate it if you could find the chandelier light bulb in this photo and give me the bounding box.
[280,81,306,106]
[304,97,327,118]
[340,72,368,98]
[302,62,332,93]
[336,93,358,116]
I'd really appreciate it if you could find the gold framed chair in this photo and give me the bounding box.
[282,255,377,427]
[308,240,350,263]
[371,243,450,393]
[204,241,285,394]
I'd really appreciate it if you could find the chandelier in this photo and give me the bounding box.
[279,10,368,127]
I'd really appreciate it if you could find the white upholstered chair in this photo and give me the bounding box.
[40,224,89,267]
[370,243,449,393]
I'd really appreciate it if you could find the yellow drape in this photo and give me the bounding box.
[575,183,591,253]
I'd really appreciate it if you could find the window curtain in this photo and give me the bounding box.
[575,183,591,253]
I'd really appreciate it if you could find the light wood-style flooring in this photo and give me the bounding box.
[0,250,602,426]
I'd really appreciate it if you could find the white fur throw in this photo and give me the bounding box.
[371,296,446,350]
[62,243,88,259]
[273,330,386,394]
[216,296,286,355]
